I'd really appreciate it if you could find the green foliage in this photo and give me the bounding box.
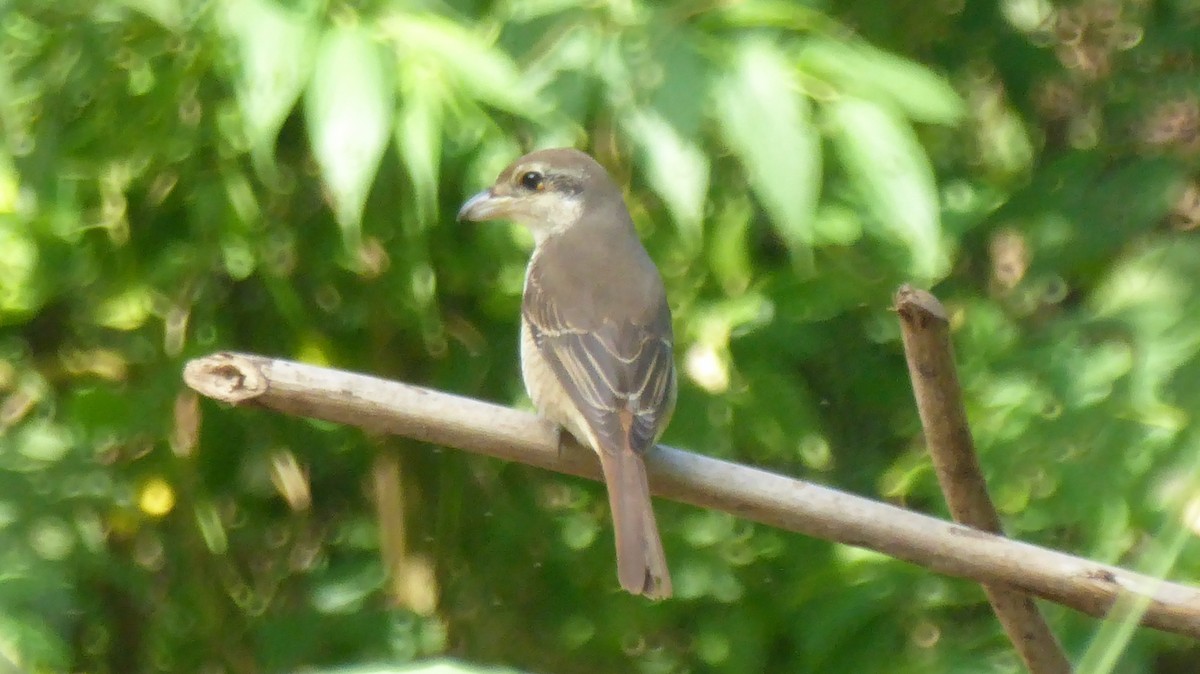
[2,0,1200,672]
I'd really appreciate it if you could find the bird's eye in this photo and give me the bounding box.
[519,171,545,191]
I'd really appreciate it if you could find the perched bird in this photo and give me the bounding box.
[458,148,676,599]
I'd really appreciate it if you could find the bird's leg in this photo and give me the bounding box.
[530,411,567,457]
[551,424,566,458]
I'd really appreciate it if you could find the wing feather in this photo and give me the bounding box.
[523,277,675,455]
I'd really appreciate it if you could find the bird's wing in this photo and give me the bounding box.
[523,280,675,456]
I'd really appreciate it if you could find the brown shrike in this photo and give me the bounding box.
[458,148,675,599]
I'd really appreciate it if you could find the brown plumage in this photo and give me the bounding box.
[458,148,676,598]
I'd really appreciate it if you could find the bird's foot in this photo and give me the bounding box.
[552,425,566,458]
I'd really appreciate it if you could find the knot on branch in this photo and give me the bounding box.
[183,352,268,404]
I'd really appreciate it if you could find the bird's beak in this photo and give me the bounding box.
[457,189,510,222]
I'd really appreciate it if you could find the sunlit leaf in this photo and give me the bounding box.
[221,234,256,280]
[522,24,597,105]
[879,451,934,499]
[598,38,646,119]
[623,109,710,245]
[396,64,445,227]
[1066,341,1132,407]
[0,151,17,213]
[975,92,1036,177]
[219,0,317,164]
[116,0,183,29]
[1089,240,1200,419]
[311,562,385,614]
[306,24,394,253]
[319,659,532,674]
[647,27,710,138]
[715,39,820,268]
[828,97,947,280]
[798,38,965,126]
[708,196,754,294]
[94,285,154,330]
[380,13,542,117]
[504,0,586,22]
[0,222,40,321]
[15,420,72,463]
[0,612,70,673]
[715,0,831,31]
[812,204,863,246]
[463,135,524,189]
[684,293,775,393]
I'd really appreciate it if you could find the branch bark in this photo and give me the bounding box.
[896,286,1072,674]
[183,352,1200,640]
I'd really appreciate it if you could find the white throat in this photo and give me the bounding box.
[527,197,583,245]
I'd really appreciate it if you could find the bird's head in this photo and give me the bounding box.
[457,148,621,243]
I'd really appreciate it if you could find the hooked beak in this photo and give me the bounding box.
[457,189,511,222]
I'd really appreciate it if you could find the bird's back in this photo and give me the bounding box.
[523,216,675,454]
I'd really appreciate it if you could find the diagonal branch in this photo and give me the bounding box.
[896,286,1072,674]
[183,352,1200,640]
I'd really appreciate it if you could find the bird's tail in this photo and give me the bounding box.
[599,446,672,599]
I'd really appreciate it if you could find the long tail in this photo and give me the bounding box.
[597,446,672,599]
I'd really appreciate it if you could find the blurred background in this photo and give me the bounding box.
[3,0,1200,672]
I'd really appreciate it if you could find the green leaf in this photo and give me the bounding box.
[521,25,596,109]
[0,612,71,673]
[0,221,40,322]
[828,97,947,280]
[306,24,394,254]
[708,197,754,294]
[396,66,445,227]
[798,38,965,126]
[318,659,532,674]
[715,39,820,268]
[811,204,863,246]
[504,0,588,22]
[116,0,184,29]
[93,285,154,330]
[623,109,710,245]
[219,0,318,165]
[1088,240,1200,422]
[380,14,542,117]
[14,420,72,463]
[975,96,1035,177]
[714,0,831,31]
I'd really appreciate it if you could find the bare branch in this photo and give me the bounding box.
[896,286,1072,674]
[183,352,1200,640]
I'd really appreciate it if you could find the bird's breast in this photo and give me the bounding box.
[519,317,597,452]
